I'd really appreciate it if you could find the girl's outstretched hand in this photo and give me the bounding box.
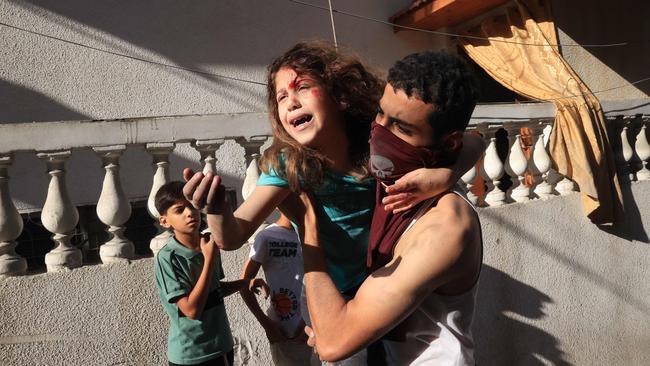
[182,168,227,214]
[382,167,454,214]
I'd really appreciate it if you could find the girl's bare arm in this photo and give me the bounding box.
[183,169,290,250]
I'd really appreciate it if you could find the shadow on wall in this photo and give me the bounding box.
[7,0,332,115]
[602,119,649,242]
[473,265,572,366]
[552,0,650,96]
[480,207,650,318]
[12,0,328,66]
[0,79,88,123]
[598,181,650,243]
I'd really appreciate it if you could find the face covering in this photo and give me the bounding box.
[367,121,439,270]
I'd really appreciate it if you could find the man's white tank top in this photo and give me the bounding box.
[382,188,481,366]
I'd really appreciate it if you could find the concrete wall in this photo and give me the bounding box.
[2,181,648,366]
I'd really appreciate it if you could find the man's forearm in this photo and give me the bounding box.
[301,213,350,354]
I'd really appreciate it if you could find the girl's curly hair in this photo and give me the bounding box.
[261,41,384,192]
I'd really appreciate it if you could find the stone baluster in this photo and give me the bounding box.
[481,130,506,207]
[237,136,268,200]
[506,132,530,203]
[0,154,27,276]
[635,121,650,181]
[531,123,554,199]
[460,164,478,205]
[146,143,175,256]
[37,151,81,272]
[237,136,270,243]
[555,118,577,195]
[194,139,225,175]
[555,176,576,195]
[619,119,635,182]
[193,139,226,233]
[94,146,134,263]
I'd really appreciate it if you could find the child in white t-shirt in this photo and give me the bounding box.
[240,214,319,365]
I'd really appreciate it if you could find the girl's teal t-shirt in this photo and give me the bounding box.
[258,168,375,293]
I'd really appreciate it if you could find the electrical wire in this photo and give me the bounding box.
[0,21,267,87]
[327,0,339,50]
[542,77,650,102]
[287,0,628,48]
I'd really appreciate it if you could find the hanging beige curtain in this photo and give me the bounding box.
[459,0,624,224]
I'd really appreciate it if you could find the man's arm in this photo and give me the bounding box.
[183,169,290,250]
[240,258,288,343]
[383,132,485,213]
[175,236,217,320]
[300,193,477,361]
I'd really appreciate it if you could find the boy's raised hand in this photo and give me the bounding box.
[199,233,217,259]
[248,278,270,299]
[183,168,228,214]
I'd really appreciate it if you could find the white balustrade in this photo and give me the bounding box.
[4,108,649,276]
[482,136,506,206]
[0,155,27,276]
[635,123,650,181]
[94,146,134,263]
[37,151,82,272]
[146,143,175,256]
[194,139,225,175]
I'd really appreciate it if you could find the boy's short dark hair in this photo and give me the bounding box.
[155,181,187,215]
[387,51,478,142]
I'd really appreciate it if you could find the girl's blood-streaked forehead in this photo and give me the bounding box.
[275,68,298,91]
[288,75,298,90]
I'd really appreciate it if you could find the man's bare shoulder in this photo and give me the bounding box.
[389,191,481,294]
[406,192,478,243]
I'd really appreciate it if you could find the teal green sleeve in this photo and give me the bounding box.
[257,166,289,187]
[155,252,190,303]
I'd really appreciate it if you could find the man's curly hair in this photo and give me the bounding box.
[387,51,478,143]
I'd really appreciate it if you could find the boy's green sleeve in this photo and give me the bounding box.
[155,252,191,303]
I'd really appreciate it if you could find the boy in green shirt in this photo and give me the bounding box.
[154,181,268,366]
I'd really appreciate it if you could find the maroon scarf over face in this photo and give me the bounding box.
[367,122,438,271]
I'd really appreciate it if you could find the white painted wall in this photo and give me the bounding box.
[0,0,442,124]
[0,0,445,213]
[1,182,648,365]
